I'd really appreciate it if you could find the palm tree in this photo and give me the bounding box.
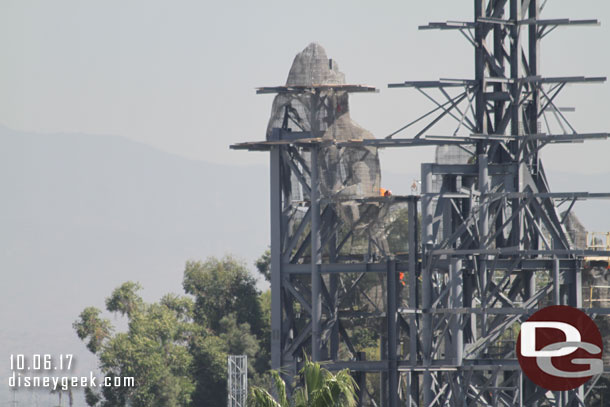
[250,358,358,407]
[68,384,74,407]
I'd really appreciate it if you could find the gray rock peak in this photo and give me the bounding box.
[286,43,346,86]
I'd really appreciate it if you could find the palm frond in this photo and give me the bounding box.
[250,357,358,407]
[270,370,289,407]
[249,386,283,407]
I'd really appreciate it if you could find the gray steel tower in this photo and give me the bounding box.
[228,355,247,407]
[232,1,610,406]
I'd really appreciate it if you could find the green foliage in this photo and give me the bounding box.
[249,358,358,407]
[75,255,273,407]
[386,207,410,254]
[183,256,264,335]
[185,256,270,405]
[219,313,260,359]
[160,293,194,319]
[84,387,101,406]
[189,333,229,407]
[74,283,196,407]
[254,290,272,375]
[73,307,113,353]
[250,371,287,407]
[255,249,271,282]
[105,282,144,317]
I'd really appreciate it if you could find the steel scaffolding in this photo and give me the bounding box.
[232,1,610,406]
[228,355,247,407]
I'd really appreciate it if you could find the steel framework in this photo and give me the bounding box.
[232,1,610,406]
[228,355,248,407]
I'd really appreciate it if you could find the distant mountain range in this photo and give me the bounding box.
[0,125,269,405]
[1,125,607,404]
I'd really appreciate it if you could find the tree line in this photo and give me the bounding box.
[73,208,416,406]
[73,255,273,407]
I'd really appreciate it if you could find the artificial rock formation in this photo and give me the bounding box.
[266,43,387,254]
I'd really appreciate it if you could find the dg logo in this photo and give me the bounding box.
[516,305,604,391]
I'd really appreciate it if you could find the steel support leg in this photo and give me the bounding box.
[387,260,398,407]
[310,147,322,361]
[270,146,283,371]
[421,164,433,406]
[479,154,489,336]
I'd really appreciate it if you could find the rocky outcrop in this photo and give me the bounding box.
[562,211,587,250]
[265,43,387,254]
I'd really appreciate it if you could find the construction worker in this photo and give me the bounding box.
[380,188,392,197]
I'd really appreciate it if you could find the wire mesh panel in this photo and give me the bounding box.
[227,355,247,407]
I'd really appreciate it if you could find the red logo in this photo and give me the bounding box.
[516,305,603,391]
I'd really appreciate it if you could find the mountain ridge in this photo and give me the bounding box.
[0,125,270,404]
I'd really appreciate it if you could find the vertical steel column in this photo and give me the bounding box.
[479,154,489,336]
[356,352,367,407]
[474,0,487,139]
[380,338,387,407]
[442,178,455,362]
[509,0,522,138]
[407,197,419,405]
[420,163,433,406]
[270,145,283,372]
[493,3,506,135]
[450,257,463,366]
[421,164,434,245]
[528,0,541,143]
[519,371,524,407]
[553,257,560,306]
[387,260,398,407]
[553,256,565,407]
[404,372,412,407]
[570,260,583,407]
[310,147,322,362]
[570,260,582,308]
[510,0,524,251]
[329,221,339,360]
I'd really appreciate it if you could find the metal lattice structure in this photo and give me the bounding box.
[228,355,247,407]
[232,1,610,406]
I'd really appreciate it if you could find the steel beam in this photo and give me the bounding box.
[386,260,398,407]
[270,146,283,372]
[236,2,610,406]
[310,147,322,361]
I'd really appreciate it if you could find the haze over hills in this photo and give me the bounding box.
[1,125,608,404]
[0,125,269,404]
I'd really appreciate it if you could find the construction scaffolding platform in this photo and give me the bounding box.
[231,1,610,406]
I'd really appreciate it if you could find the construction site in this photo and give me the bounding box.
[232,1,610,406]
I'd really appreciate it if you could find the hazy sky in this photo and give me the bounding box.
[1,0,609,176]
[1,1,609,404]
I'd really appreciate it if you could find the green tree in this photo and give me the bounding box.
[255,249,271,282]
[73,282,195,407]
[386,206,410,254]
[105,281,144,317]
[73,307,113,353]
[75,254,273,407]
[183,256,264,335]
[255,290,272,374]
[188,332,228,406]
[183,255,269,406]
[249,358,358,407]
